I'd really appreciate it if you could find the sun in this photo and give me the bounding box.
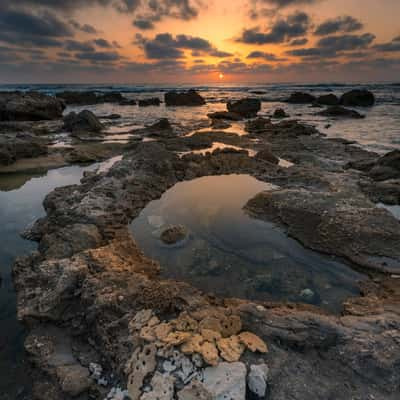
[219,73,224,80]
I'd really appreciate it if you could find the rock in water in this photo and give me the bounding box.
[272,108,289,118]
[0,91,65,121]
[316,94,339,106]
[340,89,375,107]
[165,90,205,106]
[63,110,104,133]
[160,225,187,245]
[286,92,316,104]
[56,91,125,105]
[317,106,364,119]
[203,362,247,400]
[248,364,269,398]
[138,98,161,107]
[227,98,261,118]
[255,148,279,164]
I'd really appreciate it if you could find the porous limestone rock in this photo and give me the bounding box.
[216,336,245,362]
[238,332,268,353]
[178,381,212,400]
[140,372,175,400]
[247,363,269,398]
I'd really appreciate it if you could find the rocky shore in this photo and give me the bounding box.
[2,90,400,399]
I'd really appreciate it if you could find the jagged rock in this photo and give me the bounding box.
[340,89,375,107]
[160,225,187,244]
[178,381,212,400]
[203,362,247,400]
[316,94,339,106]
[210,119,232,129]
[245,117,272,133]
[0,91,65,121]
[163,332,193,346]
[174,312,199,332]
[129,309,154,333]
[144,118,174,138]
[63,110,104,133]
[56,364,92,397]
[227,98,261,118]
[238,331,268,353]
[286,92,316,104]
[272,108,289,118]
[138,98,161,107]
[247,363,269,398]
[317,106,364,119]
[255,148,279,165]
[125,344,157,400]
[141,372,175,400]
[207,111,243,121]
[56,91,125,105]
[216,336,245,362]
[165,90,205,106]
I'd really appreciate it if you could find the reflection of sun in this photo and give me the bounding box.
[219,73,224,80]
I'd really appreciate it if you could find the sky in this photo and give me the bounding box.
[0,0,399,83]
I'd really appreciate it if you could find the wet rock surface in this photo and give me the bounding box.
[340,89,375,107]
[227,98,261,118]
[7,106,400,400]
[317,105,364,119]
[56,91,127,105]
[63,110,104,133]
[165,90,206,106]
[286,92,316,104]
[0,91,65,121]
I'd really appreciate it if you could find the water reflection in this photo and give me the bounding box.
[130,175,364,313]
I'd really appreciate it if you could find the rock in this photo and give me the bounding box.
[340,89,375,107]
[272,108,289,118]
[99,113,121,120]
[0,91,65,121]
[210,119,232,129]
[141,372,175,400]
[160,225,187,244]
[317,106,364,119]
[119,99,137,106]
[207,111,242,121]
[247,364,269,398]
[238,332,268,353]
[300,288,315,301]
[178,381,212,400]
[125,344,157,400]
[56,364,91,397]
[367,150,400,181]
[286,92,316,104]
[227,98,261,118]
[245,117,271,133]
[216,336,245,362]
[63,110,104,133]
[56,91,126,105]
[138,98,161,107]
[198,341,219,366]
[165,90,206,106]
[316,94,339,106]
[377,149,400,171]
[255,148,279,165]
[203,362,247,400]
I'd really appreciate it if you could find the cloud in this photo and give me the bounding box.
[94,38,113,48]
[75,50,123,62]
[255,0,320,7]
[289,38,308,46]
[65,40,95,52]
[70,19,99,34]
[139,33,232,59]
[247,51,287,61]
[374,36,400,52]
[315,16,363,36]
[133,19,155,30]
[237,11,310,44]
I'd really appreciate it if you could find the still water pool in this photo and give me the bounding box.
[130,174,366,313]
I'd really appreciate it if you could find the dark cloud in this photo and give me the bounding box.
[94,38,113,48]
[70,19,99,34]
[140,33,232,59]
[374,36,400,52]
[75,50,122,62]
[247,51,287,61]
[315,16,363,36]
[254,0,320,8]
[133,19,155,30]
[289,38,308,46]
[237,12,310,44]
[65,40,95,52]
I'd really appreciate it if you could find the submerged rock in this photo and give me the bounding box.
[138,98,161,107]
[340,89,375,107]
[227,98,261,118]
[165,90,206,106]
[286,92,316,104]
[317,106,364,119]
[0,91,65,121]
[63,110,104,133]
[160,225,187,244]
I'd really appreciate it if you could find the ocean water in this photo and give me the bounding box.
[1,82,399,153]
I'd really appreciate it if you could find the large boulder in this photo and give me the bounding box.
[56,91,125,105]
[340,90,375,107]
[207,111,243,121]
[316,94,339,106]
[0,91,65,121]
[165,90,205,106]
[317,106,364,119]
[227,98,261,118]
[369,150,400,181]
[63,110,104,133]
[286,92,316,104]
[138,98,161,107]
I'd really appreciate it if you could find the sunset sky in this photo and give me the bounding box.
[0,0,399,83]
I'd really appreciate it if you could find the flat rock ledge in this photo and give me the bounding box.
[13,124,400,400]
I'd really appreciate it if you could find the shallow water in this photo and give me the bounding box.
[0,164,98,399]
[130,175,365,313]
